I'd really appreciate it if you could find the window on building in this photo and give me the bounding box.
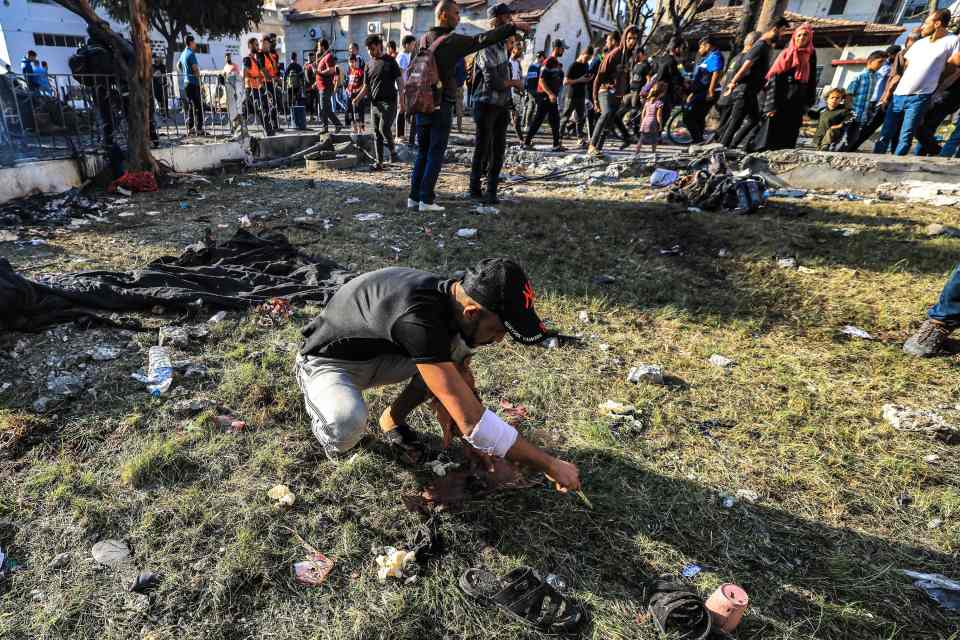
[32,33,86,48]
[875,0,900,23]
[827,0,847,15]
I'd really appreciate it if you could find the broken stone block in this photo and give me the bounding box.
[627,364,664,385]
[158,326,189,347]
[709,354,735,368]
[882,404,960,443]
[91,539,130,567]
[171,397,216,418]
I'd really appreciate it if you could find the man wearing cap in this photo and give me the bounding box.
[295,260,582,493]
[523,40,567,151]
[470,3,524,204]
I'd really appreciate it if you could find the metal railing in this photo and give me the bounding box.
[0,70,341,167]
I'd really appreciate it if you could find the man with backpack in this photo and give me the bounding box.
[406,0,531,212]
[470,3,524,204]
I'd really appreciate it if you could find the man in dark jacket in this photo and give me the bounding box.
[470,3,524,204]
[408,0,530,212]
[523,40,567,151]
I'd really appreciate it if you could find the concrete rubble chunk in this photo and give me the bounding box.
[90,346,122,361]
[627,364,664,385]
[91,539,130,567]
[171,398,216,418]
[709,354,735,368]
[924,223,960,238]
[882,404,960,443]
[877,180,960,206]
[158,326,189,347]
[48,552,71,570]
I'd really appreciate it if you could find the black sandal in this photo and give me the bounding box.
[643,576,712,640]
[460,566,586,636]
[382,423,424,464]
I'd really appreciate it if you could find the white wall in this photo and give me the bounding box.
[523,0,591,70]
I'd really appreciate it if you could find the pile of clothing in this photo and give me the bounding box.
[668,151,767,215]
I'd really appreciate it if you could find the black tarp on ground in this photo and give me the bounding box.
[1,230,354,332]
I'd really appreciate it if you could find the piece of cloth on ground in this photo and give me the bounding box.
[0,229,354,331]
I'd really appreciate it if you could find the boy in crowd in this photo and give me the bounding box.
[843,50,887,150]
[814,87,852,150]
[353,34,404,169]
[683,36,724,145]
[396,35,417,146]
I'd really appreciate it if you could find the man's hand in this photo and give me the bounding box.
[546,458,581,492]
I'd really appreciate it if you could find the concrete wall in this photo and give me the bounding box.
[522,0,592,71]
[787,0,883,23]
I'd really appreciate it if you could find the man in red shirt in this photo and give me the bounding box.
[315,39,343,133]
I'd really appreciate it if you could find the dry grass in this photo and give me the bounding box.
[0,157,958,640]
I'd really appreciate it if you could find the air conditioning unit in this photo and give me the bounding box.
[367,21,382,34]
[309,27,324,39]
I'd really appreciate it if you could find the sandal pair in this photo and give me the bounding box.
[460,566,586,636]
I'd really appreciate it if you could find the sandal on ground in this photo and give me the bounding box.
[460,566,586,636]
[643,576,711,640]
[382,423,424,463]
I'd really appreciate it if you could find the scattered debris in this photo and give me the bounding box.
[91,539,131,567]
[376,547,416,582]
[840,325,873,340]
[709,354,735,368]
[903,570,960,612]
[170,397,216,417]
[923,223,960,238]
[294,553,335,586]
[924,454,940,464]
[650,168,679,188]
[426,459,460,477]
[131,346,174,396]
[681,563,702,578]
[928,517,943,530]
[257,298,293,325]
[539,336,560,349]
[355,212,383,222]
[345,197,361,204]
[472,205,499,215]
[877,181,960,207]
[130,571,161,593]
[455,228,478,239]
[882,404,960,444]
[721,495,736,509]
[777,257,797,269]
[578,310,591,323]
[767,188,807,198]
[705,583,749,633]
[158,326,190,347]
[717,248,730,257]
[33,396,52,413]
[695,419,735,437]
[0,230,18,242]
[47,553,70,570]
[90,346,122,361]
[735,489,759,503]
[659,244,683,256]
[499,399,529,426]
[268,484,296,507]
[208,311,228,324]
[600,400,647,440]
[627,364,664,385]
[545,573,568,590]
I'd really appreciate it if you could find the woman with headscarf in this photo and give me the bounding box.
[752,23,817,151]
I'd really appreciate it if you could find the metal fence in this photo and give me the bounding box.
[0,70,325,167]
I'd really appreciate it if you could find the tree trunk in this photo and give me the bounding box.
[734,0,761,54]
[52,0,159,174]
[127,0,158,172]
[756,0,789,33]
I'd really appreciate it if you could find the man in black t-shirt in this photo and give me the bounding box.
[295,259,582,493]
[559,46,594,147]
[721,17,789,148]
[650,39,685,129]
[523,40,567,151]
[352,34,404,168]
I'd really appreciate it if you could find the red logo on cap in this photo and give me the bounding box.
[522,281,536,309]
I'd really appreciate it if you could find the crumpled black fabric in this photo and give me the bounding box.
[0,229,354,332]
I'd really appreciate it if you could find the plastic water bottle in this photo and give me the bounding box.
[146,346,173,396]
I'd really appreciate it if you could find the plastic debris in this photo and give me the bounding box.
[767,188,807,198]
[355,212,383,222]
[681,563,702,578]
[903,570,960,611]
[687,207,703,213]
[456,228,478,239]
[545,573,568,590]
[131,346,173,396]
[91,539,131,567]
[650,168,679,188]
[600,400,636,415]
[840,325,873,340]
[294,553,335,586]
[268,484,296,507]
[208,311,228,324]
[179,202,189,209]
[0,230,18,242]
[659,244,683,256]
[709,354,735,368]
[627,364,664,385]
[376,547,416,582]
[130,571,161,593]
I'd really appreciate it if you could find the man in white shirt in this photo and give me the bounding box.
[875,9,960,155]
[396,35,416,145]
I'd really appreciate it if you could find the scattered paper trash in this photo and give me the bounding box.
[456,228,478,239]
[627,364,664,385]
[681,563,702,578]
[294,553,335,586]
[268,484,296,507]
[928,517,943,530]
[903,570,960,611]
[355,212,383,222]
[882,404,959,444]
[709,354,735,368]
[650,168,679,188]
[376,547,416,582]
[841,325,873,340]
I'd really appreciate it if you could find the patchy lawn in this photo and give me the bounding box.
[0,156,958,640]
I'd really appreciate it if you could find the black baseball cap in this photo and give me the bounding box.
[487,2,513,18]
[461,258,549,344]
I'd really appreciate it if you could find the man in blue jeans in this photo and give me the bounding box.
[905,265,960,357]
[874,9,959,155]
[407,0,530,212]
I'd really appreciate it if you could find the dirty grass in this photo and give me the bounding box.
[0,159,958,639]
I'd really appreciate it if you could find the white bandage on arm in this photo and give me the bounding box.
[464,409,518,458]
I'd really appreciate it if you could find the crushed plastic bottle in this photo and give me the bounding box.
[545,573,567,591]
[145,346,173,396]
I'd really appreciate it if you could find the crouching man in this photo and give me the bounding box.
[295,258,581,492]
